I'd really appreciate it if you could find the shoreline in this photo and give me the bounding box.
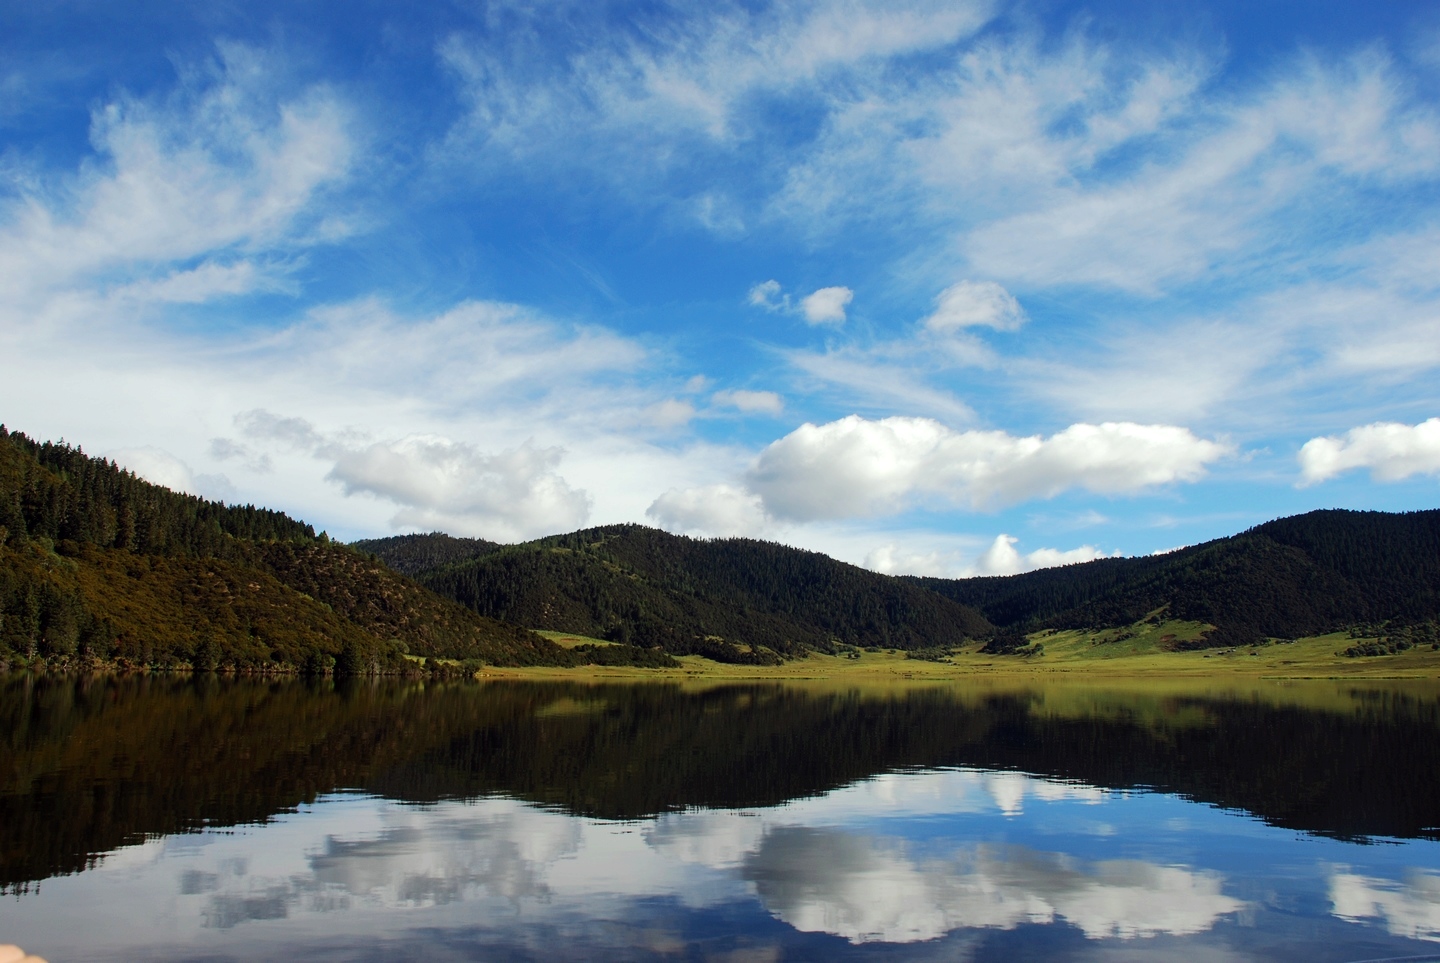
[8,632,1439,684]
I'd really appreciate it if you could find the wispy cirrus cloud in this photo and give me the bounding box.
[0,44,354,316]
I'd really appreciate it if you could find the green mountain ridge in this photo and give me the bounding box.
[368,510,1440,656]
[6,420,1437,668]
[391,525,994,661]
[909,508,1440,647]
[0,426,573,671]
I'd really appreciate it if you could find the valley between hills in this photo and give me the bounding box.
[2,423,1438,680]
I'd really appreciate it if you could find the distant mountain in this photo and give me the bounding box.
[351,532,501,577]
[909,509,1440,647]
[364,524,993,661]
[12,420,1432,670]
[0,426,574,671]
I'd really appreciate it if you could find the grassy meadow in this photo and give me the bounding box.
[498,622,1440,683]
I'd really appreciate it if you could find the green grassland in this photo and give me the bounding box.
[483,616,1440,683]
[536,630,620,649]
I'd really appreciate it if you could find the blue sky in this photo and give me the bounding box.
[3,0,1439,575]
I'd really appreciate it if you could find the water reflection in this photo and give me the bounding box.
[1331,870,1440,941]
[7,772,1254,959]
[747,829,1243,943]
[3,676,1440,961]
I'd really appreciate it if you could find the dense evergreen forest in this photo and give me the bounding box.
[0,426,578,672]
[351,532,500,576]
[372,525,994,661]
[911,509,1440,647]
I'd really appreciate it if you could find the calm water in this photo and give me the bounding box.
[4,676,1440,961]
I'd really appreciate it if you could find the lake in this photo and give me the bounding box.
[3,675,1440,961]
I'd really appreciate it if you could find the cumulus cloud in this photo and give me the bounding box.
[1298,418,1440,485]
[646,484,768,537]
[970,534,1116,576]
[712,389,784,415]
[234,411,590,540]
[327,437,590,540]
[863,544,955,578]
[748,280,853,325]
[799,286,853,324]
[864,535,1114,578]
[749,416,1230,521]
[923,281,1027,332]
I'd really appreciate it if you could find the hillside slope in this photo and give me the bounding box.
[911,509,1440,647]
[0,426,572,671]
[395,524,993,661]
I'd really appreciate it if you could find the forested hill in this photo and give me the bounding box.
[376,524,993,662]
[0,426,572,671]
[909,509,1440,647]
[352,532,501,577]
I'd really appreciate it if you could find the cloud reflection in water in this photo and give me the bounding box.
[1331,870,1440,942]
[165,769,1244,947]
[745,829,1243,943]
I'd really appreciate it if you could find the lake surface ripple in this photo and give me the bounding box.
[3,675,1440,961]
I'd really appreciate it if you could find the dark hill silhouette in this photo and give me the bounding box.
[379,524,994,661]
[910,509,1440,647]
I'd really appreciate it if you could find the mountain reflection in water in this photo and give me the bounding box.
[2,675,1440,961]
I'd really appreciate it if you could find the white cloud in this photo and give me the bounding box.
[863,544,955,577]
[647,399,697,428]
[966,50,1440,294]
[924,281,1026,332]
[799,285,853,324]
[111,260,282,304]
[0,45,352,311]
[785,347,977,423]
[748,279,854,325]
[106,446,236,503]
[1298,418,1440,485]
[106,446,202,496]
[864,534,1113,578]
[1015,318,1283,424]
[440,0,994,170]
[646,484,768,538]
[235,412,591,541]
[712,389,784,415]
[749,416,1231,521]
[747,279,786,310]
[970,534,1115,577]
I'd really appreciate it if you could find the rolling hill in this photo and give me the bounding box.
[7,420,1436,670]
[364,526,994,662]
[909,509,1440,648]
[0,426,574,671]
